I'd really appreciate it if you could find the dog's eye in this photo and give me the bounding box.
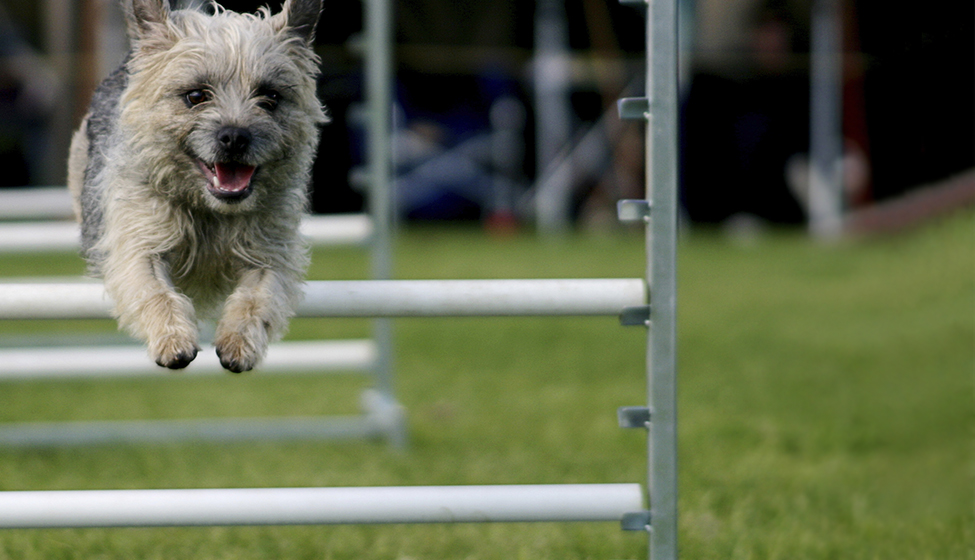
[184,89,211,107]
[257,89,282,111]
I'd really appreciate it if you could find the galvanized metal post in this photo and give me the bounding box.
[646,0,679,557]
[364,0,405,447]
[616,0,679,555]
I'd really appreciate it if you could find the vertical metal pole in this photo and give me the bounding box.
[365,0,405,447]
[646,0,679,557]
[808,0,844,238]
[533,0,574,233]
[365,0,393,281]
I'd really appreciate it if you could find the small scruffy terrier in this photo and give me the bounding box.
[67,0,327,372]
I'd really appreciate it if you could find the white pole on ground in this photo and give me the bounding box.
[0,484,644,528]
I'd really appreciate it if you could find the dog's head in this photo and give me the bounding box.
[119,0,327,212]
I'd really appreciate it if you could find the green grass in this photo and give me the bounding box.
[0,212,971,559]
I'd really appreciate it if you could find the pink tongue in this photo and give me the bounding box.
[214,163,256,192]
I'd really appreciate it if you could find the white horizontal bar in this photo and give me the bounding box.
[0,280,107,318]
[0,214,372,252]
[0,188,376,244]
[0,221,79,252]
[0,339,376,380]
[0,279,645,319]
[0,415,384,447]
[300,213,373,246]
[300,279,646,317]
[0,187,74,220]
[0,484,644,528]
[0,390,405,447]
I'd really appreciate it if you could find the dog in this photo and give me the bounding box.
[67,0,327,372]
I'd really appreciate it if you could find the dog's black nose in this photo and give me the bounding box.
[216,127,252,155]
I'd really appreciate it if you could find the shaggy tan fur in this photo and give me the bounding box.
[68,0,327,372]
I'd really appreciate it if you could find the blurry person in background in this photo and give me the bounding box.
[681,0,810,228]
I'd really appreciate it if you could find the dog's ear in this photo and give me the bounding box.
[277,0,322,44]
[123,0,171,42]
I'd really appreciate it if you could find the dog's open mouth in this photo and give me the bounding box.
[197,160,257,201]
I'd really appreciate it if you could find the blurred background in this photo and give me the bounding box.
[0,0,971,231]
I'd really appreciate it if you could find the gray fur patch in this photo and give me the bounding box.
[80,61,129,265]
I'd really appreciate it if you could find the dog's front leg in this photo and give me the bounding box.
[214,268,294,373]
[106,254,200,369]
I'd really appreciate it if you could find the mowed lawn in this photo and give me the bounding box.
[0,211,971,559]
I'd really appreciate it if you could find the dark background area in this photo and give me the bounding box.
[0,0,971,223]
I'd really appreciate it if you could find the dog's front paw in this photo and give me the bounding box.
[214,326,268,373]
[151,336,200,370]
